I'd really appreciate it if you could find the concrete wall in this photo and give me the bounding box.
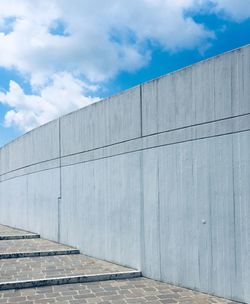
[0,45,249,303]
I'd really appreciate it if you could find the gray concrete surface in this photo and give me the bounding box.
[0,44,249,303]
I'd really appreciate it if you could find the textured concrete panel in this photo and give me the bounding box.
[158,143,200,289]
[141,133,250,303]
[0,168,60,241]
[60,153,141,269]
[142,44,250,136]
[60,87,141,156]
[232,132,250,302]
[141,149,161,280]
[0,119,59,175]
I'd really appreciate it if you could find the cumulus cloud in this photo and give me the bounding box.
[0,0,213,84]
[0,0,249,132]
[211,0,250,21]
[0,74,99,131]
[0,0,215,132]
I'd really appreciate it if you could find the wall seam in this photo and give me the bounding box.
[140,151,145,273]
[231,132,238,299]
[140,85,143,137]
[139,83,145,273]
[1,128,250,183]
[1,112,250,177]
[58,118,62,242]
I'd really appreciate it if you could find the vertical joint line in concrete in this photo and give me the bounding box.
[57,197,61,243]
[140,85,143,137]
[156,79,159,133]
[230,54,233,116]
[157,152,162,281]
[231,133,237,291]
[59,117,62,197]
[140,151,145,273]
[58,117,62,242]
[208,146,213,291]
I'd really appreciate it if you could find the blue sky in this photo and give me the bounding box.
[0,0,250,147]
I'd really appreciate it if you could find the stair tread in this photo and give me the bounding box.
[0,224,141,291]
[0,224,39,237]
[0,253,136,282]
[0,238,77,256]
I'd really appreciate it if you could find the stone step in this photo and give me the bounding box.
[0,271,141,291]
[0,238,80,259]
[0,253,141,290]
[0,224,141,291]
[0,224,40,240]
[0,234,40,241]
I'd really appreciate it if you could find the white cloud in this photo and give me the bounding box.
[2,0,248,132]
[0,74,99,132]
[0,0,213,84]
[211,0,250,21]
[0,0,215,132]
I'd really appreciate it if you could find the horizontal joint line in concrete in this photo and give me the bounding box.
[0,156,60,178]
[51,128,250,169]
[0,271,142,291]
[0,234,40,240]
[0,249,80,259]
[0,112,249,178]
[59,112,250,159]
[1,126,249,184]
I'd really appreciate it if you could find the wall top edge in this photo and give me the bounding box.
[1,43,249,151]
[0,118,60,151]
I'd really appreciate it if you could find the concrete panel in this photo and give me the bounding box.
[231,46,250,115]
[142,68,195,135]
[60,87,141,157]
[25,168,60,241]
[0,119,59,175]
[141,80,158,135]
[208,136,236,299]
[214,52,232,119]
[193,139,213,293]
[142,44,250,136]
[0,168,60,241]
[59,153,141,269]
[158,143,200,289]
[141,149,161,280]
[141,133,249,302]
[192,58,215,123]
[232,131,250,303]
[0,175,28,229]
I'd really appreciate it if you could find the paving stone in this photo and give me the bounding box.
[0,238,79,258]
[0,254,135,283]
[0,278,238,303]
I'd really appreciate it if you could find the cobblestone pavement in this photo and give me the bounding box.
[0,224,35,236]
[0,278,237,304]
[0,254,133,283]
[0,224,238,303]
[0,238,76,254]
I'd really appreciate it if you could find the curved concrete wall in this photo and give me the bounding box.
[0,45,250,303]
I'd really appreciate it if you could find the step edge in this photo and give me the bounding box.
[0,249,80,259]
[0,270,142,290]
[0,234,40,240]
